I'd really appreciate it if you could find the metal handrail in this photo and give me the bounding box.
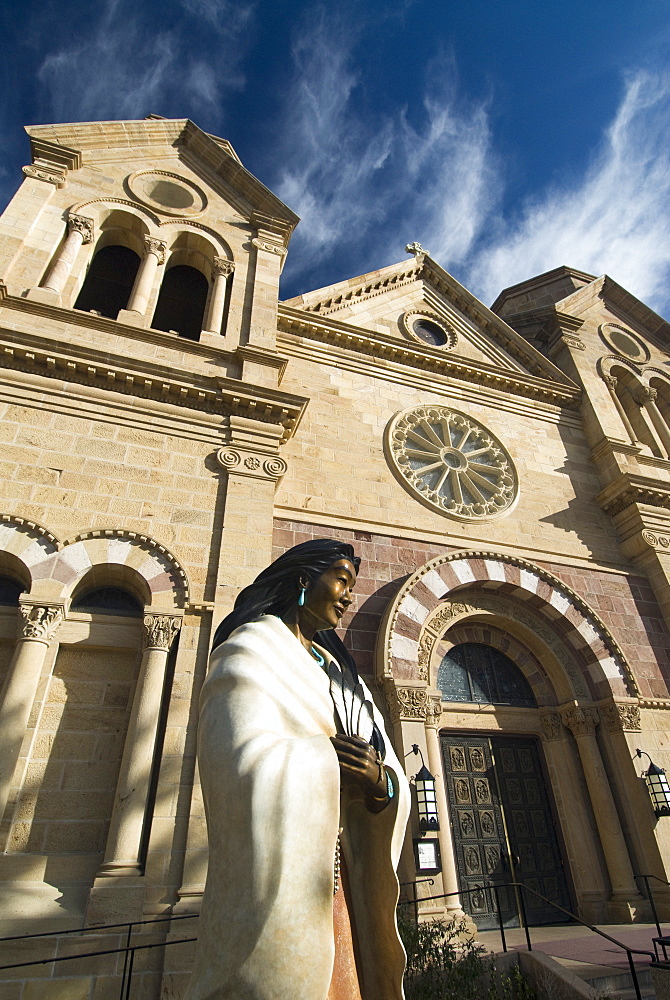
[634,873,670,943]
[400,881,655,1000]
[0,880,658,1000]
[0,912,200,1000]
[0,909,198,943]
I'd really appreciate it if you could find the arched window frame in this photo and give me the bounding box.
[437,641,537,707]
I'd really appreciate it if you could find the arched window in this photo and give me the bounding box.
[0,576,26,606]
[71,586,143,617]
[438,642,536,707]
[74,245,141,319]
[611,368,662,457]
[151,264,208,341]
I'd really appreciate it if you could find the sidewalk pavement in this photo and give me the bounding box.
[475,923,667,972]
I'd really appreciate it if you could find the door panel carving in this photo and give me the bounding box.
[442,733,570,928]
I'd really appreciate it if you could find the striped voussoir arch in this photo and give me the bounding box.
[381,551,637,698]
[0,518,189,608]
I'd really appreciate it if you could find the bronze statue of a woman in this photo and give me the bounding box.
[185,539,410,1000]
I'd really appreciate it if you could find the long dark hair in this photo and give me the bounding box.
[212,538,361,670]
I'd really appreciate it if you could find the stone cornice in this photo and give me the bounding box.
[0,317,307,441]
[24,117,299,231]
[286,257,574,386]
[0,282,240,362]
[421,258,573,381]
[595,474,670,516]
[285,260,423,314]
[278,304,580,408]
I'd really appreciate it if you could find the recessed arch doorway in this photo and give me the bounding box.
[438,639,572,929]
[377,550,648,925]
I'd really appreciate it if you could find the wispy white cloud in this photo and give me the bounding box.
[276,16,670,318]
[465,70,670,311]
[37,0,255,125]
[274,10,499,289]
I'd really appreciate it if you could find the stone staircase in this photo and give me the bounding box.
[553,958,656,1000]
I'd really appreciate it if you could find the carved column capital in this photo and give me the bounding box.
[67,214,94,244]
[602,374,618,391]
[540,711,564,741]
[18,603,64,642]
[395,685,431,721]
[212,256,235,277]
[632,385,657,406]
[143,236,167,265]
[603,702,641,733]
[561,705,599,737]
[142,614,181,650]
[425,694,443,729]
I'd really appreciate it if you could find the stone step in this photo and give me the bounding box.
[552,957,654,995]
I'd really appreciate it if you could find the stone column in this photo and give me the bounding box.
[633,386,667,457]
[540,711,607,921]
[41,214,94,294]
[561,705,642,917]
[0,603,64,824]
[638,386,670,458]
[98,613,181,876]
[424,696,465,917]
[602,375,639,446]
[124,237,167,315]
[202,257,234,335]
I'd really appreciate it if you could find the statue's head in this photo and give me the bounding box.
[213,539,360,646]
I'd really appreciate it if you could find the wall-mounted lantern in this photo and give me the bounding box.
[634,749,670,817]
[407,744,440,832]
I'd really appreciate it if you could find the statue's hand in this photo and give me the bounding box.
[330,734,390,812]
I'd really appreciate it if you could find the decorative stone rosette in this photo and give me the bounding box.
[385,405,518,520]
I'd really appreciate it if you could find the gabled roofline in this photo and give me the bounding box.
[24,116,299,234]
[555,274,670,345]
[284,252,576,389]
[489,265,597,314]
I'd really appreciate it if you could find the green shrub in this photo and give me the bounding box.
[398,912,487,1000]
[488,964,537,1000]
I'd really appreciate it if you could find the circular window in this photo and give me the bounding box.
[149,180,194,210]
[386,405,518,520]
[599,323,650,363]
[402,311,456,350]
[126,170,207,217]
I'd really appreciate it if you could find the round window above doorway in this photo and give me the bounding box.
[126,170,208,217]
[401,310,457,350]
[385,404,519,520]
[599,322,650,363]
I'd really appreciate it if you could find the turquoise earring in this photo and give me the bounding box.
[298,587,306,607]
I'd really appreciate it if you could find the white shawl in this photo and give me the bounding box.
[185,615,410,1000]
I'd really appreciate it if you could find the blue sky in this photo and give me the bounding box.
[2,1,670,313]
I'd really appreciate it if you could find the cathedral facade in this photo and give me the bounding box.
[1,116,670,996]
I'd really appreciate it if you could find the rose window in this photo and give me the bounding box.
[386,405,518,520]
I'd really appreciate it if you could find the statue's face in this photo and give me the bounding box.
[300,558,357,631]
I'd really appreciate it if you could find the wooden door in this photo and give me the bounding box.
[441,733,570,929]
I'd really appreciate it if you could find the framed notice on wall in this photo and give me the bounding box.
[414,838,442,875]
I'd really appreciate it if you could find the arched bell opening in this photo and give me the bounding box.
[151,263,208,341]
[74,244,141,319]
